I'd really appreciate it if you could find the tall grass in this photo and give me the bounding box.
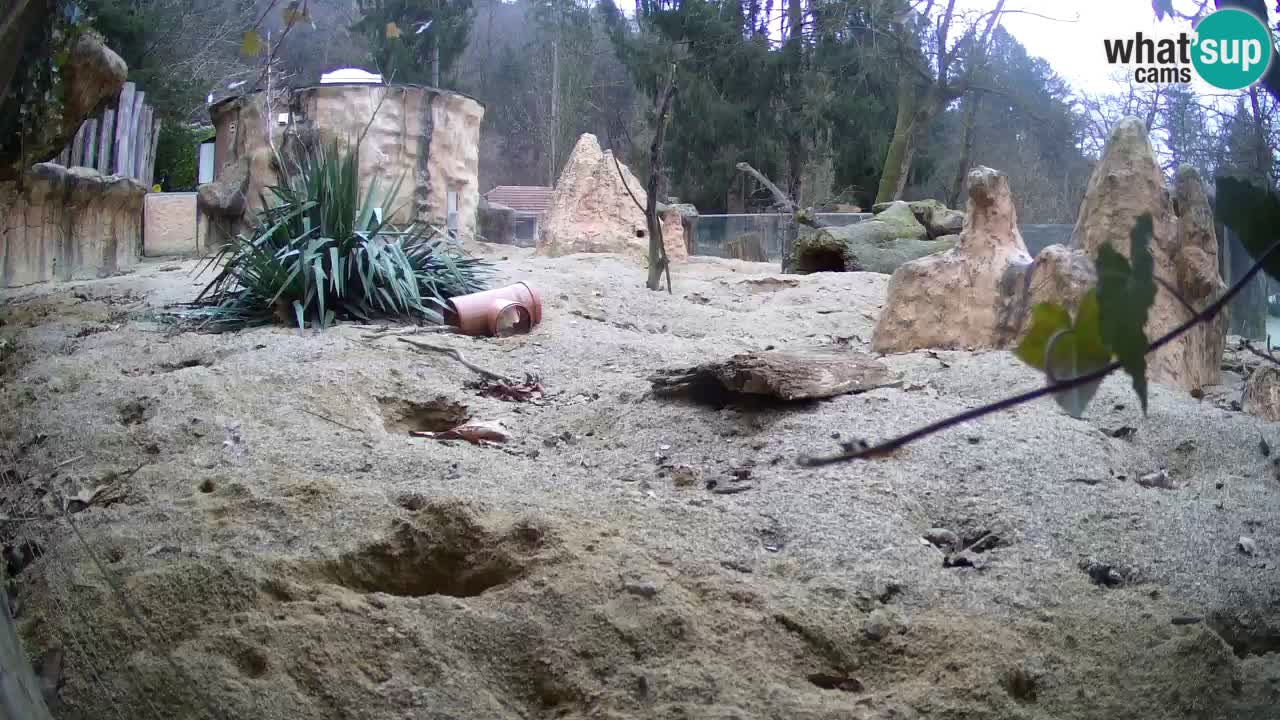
[191,141,488,330]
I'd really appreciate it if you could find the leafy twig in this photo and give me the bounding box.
[799,238,1280,467]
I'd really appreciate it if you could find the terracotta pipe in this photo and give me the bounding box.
[446,282,543,337]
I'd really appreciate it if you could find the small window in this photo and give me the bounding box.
[446,190,458,233]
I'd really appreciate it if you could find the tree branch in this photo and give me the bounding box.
[798,238,1280,467]
[735,162,829,229]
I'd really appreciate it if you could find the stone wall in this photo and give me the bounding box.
[203,84,484,244]
[143,192,205,256]
[1,164,146,288]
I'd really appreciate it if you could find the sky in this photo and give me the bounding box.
[983,0,1280,95]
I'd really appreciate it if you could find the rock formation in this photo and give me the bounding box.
[2,31,127,181]
[1,163,146,287]
[1065,120,1226,391]
[871,118,1228,393]
[871,199,965,239]
[792,201,954,274]
[537,134,688,264]
[872,168,1033,351]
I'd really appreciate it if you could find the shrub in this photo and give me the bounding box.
[191,141,488,330]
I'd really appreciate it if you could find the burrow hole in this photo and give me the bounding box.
[793,248,848,273]
[377,396,469,434]
[322,501,548,598]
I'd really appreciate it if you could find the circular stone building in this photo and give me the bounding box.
[201,83,484,245]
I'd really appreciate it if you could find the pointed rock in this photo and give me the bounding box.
[537,134,687,264]
[1069,119,1224,391]
[871,167,1033,352]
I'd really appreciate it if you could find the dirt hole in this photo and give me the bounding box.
[1003,667,1037,703]
[377,396,470,434]
[235,648,270,678]
[793,248,848,273]
[198,479,216,493]
[322,501,548,598]
[1207,611,1280,658]
[807,673,863,693]
[157,357,213,373]
[118,398,156,426]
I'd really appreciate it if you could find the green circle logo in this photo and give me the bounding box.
[1192,8,1274,90]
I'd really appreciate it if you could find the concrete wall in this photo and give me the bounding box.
[207,84,484,242]
[0,163,145,288]
[143,192,208,256]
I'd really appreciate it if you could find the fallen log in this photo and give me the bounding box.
[650,349,897,402]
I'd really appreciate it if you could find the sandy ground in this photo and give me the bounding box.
[2,246,1280,719]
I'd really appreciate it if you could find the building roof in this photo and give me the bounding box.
[485,186,554,215]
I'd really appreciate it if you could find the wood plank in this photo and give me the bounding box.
[650,349,898,402]
[133,106,148,181]
[113,82,135,176]
[130,92,146,179]
[83,119,98,171]
[69,123,86,167]
[145,114,162,187]
[97,104,115,173]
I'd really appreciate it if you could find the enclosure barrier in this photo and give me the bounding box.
[53,81,160,186]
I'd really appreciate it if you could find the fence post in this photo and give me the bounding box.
[146,115,162,187]
[113,82,135,176]
[97,104,115,174]
[83,119,98,169]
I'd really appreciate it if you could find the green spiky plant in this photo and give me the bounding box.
[190,141,489,331]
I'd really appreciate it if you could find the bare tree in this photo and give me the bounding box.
[874,0,1007,203]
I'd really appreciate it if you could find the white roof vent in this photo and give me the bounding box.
[320,68,383,85]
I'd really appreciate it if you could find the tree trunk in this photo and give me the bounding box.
[549,33,559,186]
[875,76,922,204]
[784,0,804,204]
[646,65,678,292]
[947,92,981,208]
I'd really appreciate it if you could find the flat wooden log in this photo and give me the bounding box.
[651,350,896,401]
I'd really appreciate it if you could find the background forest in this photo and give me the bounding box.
[73,0,1280,223]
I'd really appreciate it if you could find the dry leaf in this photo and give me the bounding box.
[240,30,263,56]
[413,420,511,445]
[385,21,402,39]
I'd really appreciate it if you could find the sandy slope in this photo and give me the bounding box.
[2,247,1279,719]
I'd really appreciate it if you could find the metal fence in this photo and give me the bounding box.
[686,213,870,262]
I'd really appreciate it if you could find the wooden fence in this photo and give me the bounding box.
[55,81,161,186]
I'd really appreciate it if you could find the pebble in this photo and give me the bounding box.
[624,581,659,598]
[1239,536,1257,556]
[863,609,895,641]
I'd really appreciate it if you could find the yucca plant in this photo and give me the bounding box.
[190,141,489,331]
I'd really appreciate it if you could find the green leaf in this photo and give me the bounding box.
[1015,303,1072,370]
[1214,175,1280,282]
[1096,214,1157,414]
[1017,292,1112,418]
